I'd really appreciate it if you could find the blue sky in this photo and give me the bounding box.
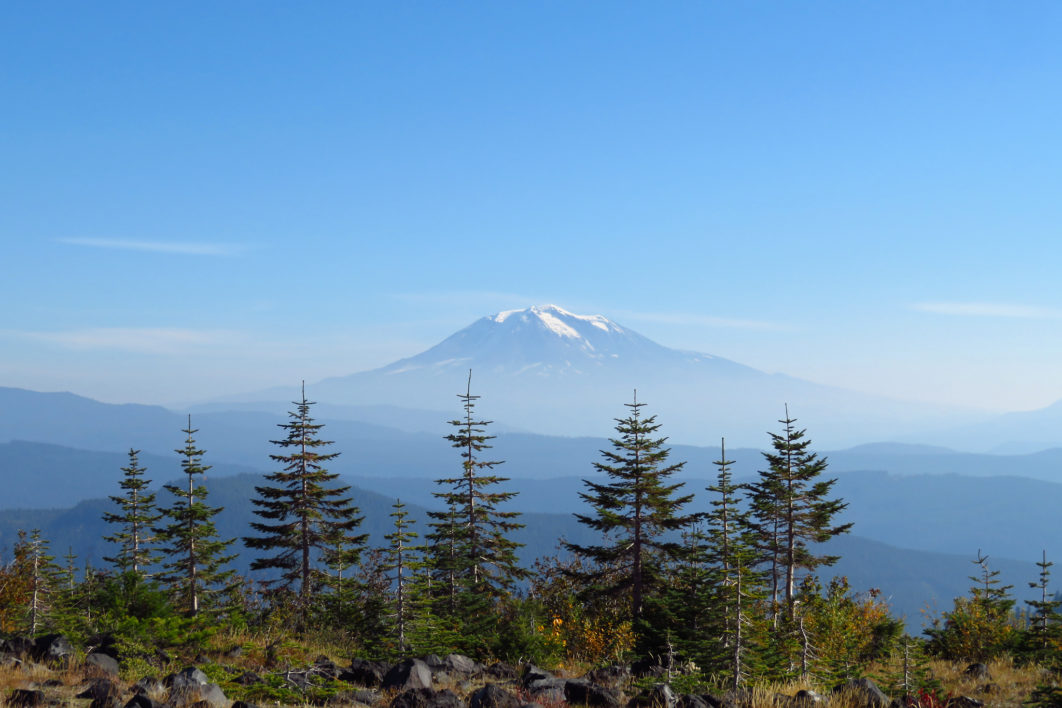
[3,2,1062,411]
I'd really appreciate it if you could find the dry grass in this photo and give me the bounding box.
[0,639,1053,708]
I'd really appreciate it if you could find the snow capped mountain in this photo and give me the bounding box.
[376,304,754,378]
[282,304,966,447]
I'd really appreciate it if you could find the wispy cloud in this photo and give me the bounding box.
[9,327,245,355]
[615,309,793,331]
[912,302,1062,319]
[57,238,246,256]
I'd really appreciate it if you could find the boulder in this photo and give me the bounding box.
[484,662,519,680]
[444,653,481,675]
[946,698,984,708]
[527,677,567,704]
[391,688,466,708]
[164,666,209,688]
[964,664,990,680]
[134,676,164,695]
[31,633,74,664]
[383,658,435,691]
[344,658,390,687]
[124,695,160,708]
[165,682,227,708]
[7,689,45,707]
[77,678,121,702]
[631,657,666,678]
[2,637,34,658]
[234,670,262,686]
[791,689,823,707]
[521,664,554,687]
[586,664,630,689]
[85,651,121,678]
[0,652,23,670]
[832,678,890,708]
[676,695,709,708]
[649,683,678,708]
[565,679,622,708]
[470,683,521,708]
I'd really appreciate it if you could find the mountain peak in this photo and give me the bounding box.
[490,304,619,339]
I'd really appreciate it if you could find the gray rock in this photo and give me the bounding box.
[32,633,74,664]
[345,658,390,687]
[165,682,227,708]
[165,666,209,688]
[650,684,678,708]
[565,679,622,708]
[85,651,121,677]
[485,662,519,680]
[521,664,554,687]
[124,695,160,708]
[134,676,164,695]
[528,678,566,704]
[586,664,630,689]
[391,688,467,708]
[2,638,33,658]
[964,663,990,680]
[946,698,984,708]
[384,659,435,691]
[77,677,121,701]
[792,689,823,706]
[677,695,708,708]
[471,683,522,708]
[445,653,481,675]
[832,678,890,708]
[7,689,45,707]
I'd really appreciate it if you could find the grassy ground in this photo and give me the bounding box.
[0,634,1051,707]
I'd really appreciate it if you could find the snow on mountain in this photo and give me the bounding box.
[374,304,754,379]
[287,304,969,447]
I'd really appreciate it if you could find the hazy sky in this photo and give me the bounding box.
[3,2,1062,411]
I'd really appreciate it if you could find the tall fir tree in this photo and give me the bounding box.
[748,406,851,622]
[22,529,62,635]
[424,371,520,615]
[566,392,699,652]
[1023,550,1062,662]
[382,499,420,652]
[102,448,161,576]
[244,384,367,609]
[155,416,237,617]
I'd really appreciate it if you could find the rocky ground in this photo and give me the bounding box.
[0,634,1035,708]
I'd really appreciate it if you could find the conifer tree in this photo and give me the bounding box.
[702,438,764,679]
[244,384,367,608]
[428,371,525,624]
[1023,550,1062,662]
[155,416,237,617]
[748,407,851,622]
[566,392,699,651]
[23,529,61,635]
[102,448,161,576]
[383,499,419,651]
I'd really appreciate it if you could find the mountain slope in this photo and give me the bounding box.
[251,305,974,448]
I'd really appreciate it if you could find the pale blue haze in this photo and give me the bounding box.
[2,2,1061,410]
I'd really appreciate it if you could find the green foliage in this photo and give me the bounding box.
[746,408,851,624]
[154,416,237,617]
[102,448,161,576]
[427,372,525,652]
[565,392,698,654]
[926,550,1018,661]
[244,385,366,614]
